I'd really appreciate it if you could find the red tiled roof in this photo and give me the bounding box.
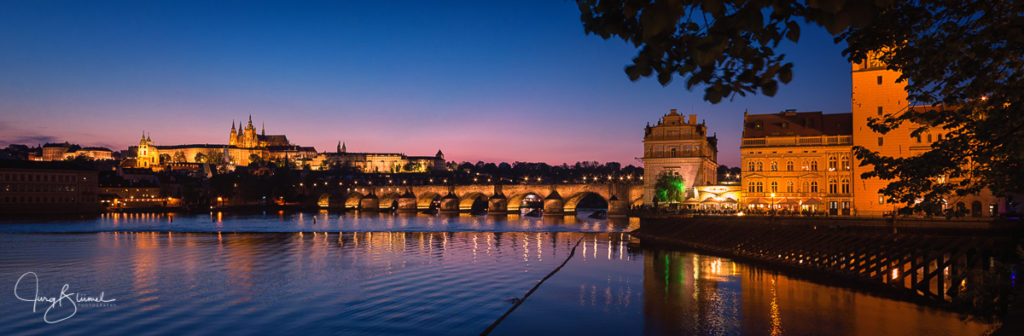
[742,111,852,138]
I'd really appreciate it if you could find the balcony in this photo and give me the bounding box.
[741,135,852,147]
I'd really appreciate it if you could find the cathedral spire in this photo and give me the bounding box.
[248,114,253,127]
[231,120,236,130]
[341,142,347,153]
[261,122,265,136]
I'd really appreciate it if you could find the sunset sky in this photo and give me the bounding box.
[0,1,852,167]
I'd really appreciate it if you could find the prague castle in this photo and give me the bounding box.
[133,115,446,173]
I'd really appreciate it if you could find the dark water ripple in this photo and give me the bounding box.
[0,214,998,335]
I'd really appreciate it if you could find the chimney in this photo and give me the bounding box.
[688,114,697,125]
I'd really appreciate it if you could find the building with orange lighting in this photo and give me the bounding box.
[740,110,854,214]
[850,55,1000,217]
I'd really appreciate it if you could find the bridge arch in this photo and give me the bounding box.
[507,191,544,212]
[563,192,608,213]
[459,192,489,211]
[378,192,403,210]
[344,192,365,209]
[418,192,442,209]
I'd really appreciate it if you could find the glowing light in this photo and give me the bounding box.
[891,268,899,280]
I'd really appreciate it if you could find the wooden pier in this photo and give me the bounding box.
[635,216,1018,311]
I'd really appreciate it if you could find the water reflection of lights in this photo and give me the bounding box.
[769,276,783,336]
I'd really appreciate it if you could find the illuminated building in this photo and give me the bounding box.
[693,185,743,211]
[134,116,317,169]
[642,109,719,204]
[310,143,446,173]
[32,142,113,161]
[741,110,854,214]
[851,54,1000,216]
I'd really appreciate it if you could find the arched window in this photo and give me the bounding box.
[756,182,764,192]
[841,178,850,194]
[828,156,837,170]
[756,162,763,171]
[810,181,818,192]
[770,161,778,171]
[828,178,838,194]
[786,181,794,193]
[786,161,794,171]
[801,160,808,170]
[810,161,818,171]
[748,161,755,171]
[748,182,756,192]
[770,181,778,193]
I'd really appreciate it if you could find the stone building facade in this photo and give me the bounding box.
[641,109,718,204]
[741,110,854,215]
[850,54,1001,217]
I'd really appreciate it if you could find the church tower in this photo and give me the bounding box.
[229,121,237,146]
[137,131,158,168]
[851,53,911,216]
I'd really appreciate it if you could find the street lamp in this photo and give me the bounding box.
[770,193,776,214]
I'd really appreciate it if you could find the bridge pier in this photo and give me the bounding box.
[359,193,379,211]
[440,192,460,213]
[488,193,508,214]
[608,195,628,217]
[543,191,563,216]
[397,191,418,213]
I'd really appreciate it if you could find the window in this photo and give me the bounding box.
[748,161,755,171]
[828,156,837,170]
[829,179,838,194]
[786,182,794,193]
[937,134,943,141]
[877,76,883,85]
[878,195,885,204]
[841,155,850,170]
[748,182,756,193]
[756,162,763,171]
[770,181,778,193]
[810,182,818,192]
[810,161,818,171]
[916,135,921,143]
[770,161,778,171]
[927,134,932,142]
[878,137,884,146]
[786,161,793,171]
[841,179,850,194]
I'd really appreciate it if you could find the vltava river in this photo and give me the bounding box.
[0,212,995,335]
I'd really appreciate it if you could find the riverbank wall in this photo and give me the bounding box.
[634,215,1020,315]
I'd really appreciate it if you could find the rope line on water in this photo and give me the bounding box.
[480,237,584,336]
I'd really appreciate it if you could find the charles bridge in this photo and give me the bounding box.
[312,183,644,216]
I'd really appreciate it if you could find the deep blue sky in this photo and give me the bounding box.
[0,0,852,167]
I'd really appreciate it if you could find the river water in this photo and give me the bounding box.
[0,212,996,335]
